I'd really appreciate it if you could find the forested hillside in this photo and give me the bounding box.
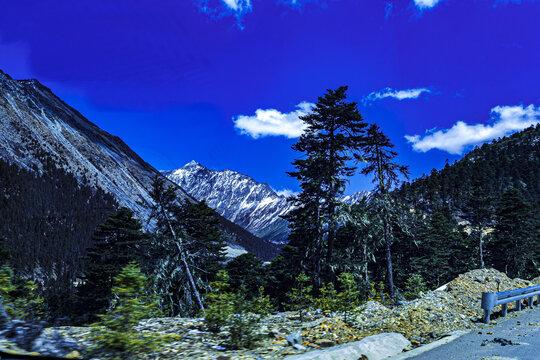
[396,124,540,214]
[0,157,117,276]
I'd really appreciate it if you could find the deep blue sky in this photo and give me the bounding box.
[1,0,539,194]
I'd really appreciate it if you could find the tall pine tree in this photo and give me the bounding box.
[285,86,367,284]
[356,124,409,300]
[77,207,149,322]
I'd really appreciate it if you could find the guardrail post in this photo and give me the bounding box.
[502,303,508,317]
[517,299,522,311]
[482,292,497,323]
[529,297,535,307]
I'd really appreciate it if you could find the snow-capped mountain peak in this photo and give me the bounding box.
[163,162,371,244]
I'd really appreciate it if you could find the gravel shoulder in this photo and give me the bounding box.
[396,305,540,360]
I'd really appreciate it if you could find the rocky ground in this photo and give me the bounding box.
[3,268,538,359]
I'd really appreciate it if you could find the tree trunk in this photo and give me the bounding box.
[363,242,369,283]
[383,212,395,301]
[159,200,205,312]
[479,231,484,269]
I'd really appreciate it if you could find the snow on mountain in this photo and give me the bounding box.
[0,70,182,220]
[0,70,278,259]
[163,161,295,244]
[163,161,371,244]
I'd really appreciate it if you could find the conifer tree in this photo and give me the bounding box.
[0,265,44,321]
[179,199,227,283]
[356,124,409,300]
[488,188,539,278]
[78,207,149,320]
[286,271,313,320]
[148,176,204,313]
[89,262,161,360]
[204,270,235,333]
[414,210,470,287]
[286,86,367,283]
[226,253,265,299]
[464,186,493,269]
[314,282,338,313]
[336,272,361,324]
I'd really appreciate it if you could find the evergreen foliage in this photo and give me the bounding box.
[314,282,339,313]
[285,271,313,320]
[77,207,150,322]
[251,286,273,315]
[226,253,265,299]
[148,175,226,315]
[403,274,427,300]
[396,124,540,214]
[204,270,235,333]
[336,272,361,324]
[0,264,44,321]
[204,270,262,349]
[227,294,261,350]
[88,262,162,360]
[414,210,472,287]
[285,86,367,283]
[356,124,409,300]
[487,188,539,278]
[0,156,117,319]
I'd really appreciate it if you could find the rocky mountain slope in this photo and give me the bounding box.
[164,161,370,244]
[0,69,277,259]
[0,69,178,219]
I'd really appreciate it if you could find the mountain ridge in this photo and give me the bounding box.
[0,69,278,259]
[163,161,371,244]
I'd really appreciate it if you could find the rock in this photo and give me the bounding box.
[293,344,307,351]
[31,331,81,357]
[314,339,335,348]
[284,333,410,360]
[0,299,11,330]
[269,328,284,338]
[287,332,303,346]
[64,350,81,358]
[215,356,230,360]
[211,344,228,351]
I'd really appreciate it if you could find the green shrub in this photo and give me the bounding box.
[251,286,273,315]
[285,271,313,321]
[88,262,162,360]
[0,265,44,321]
[313,282,338,313]
[204,270,235,333]
[227,294,261,349]
[336,273,361,324]
[204,270,262,349]
[403,274,427,300]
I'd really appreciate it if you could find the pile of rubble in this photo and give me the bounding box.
[352,268,535,344]
[47,268,540,359]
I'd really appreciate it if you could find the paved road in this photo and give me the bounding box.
[405,306,540,360]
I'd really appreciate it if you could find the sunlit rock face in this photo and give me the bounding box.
[164,161,371,244]
[0,69,189,222]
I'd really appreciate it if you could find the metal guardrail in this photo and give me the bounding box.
[481,284,540,323]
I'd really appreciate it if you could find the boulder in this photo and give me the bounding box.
[286,332,303,346]
[284,333,410,360]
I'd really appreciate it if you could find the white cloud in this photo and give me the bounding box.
[275,189,299,198]
[414,0,441,9]
[405,104,540,154]
[197,0,251,28]
[233,102,314,139]
[364,87,432,104]
[222,0,251,12]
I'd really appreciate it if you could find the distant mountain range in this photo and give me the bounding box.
[0,69,278,260]
[164,161,370,244]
